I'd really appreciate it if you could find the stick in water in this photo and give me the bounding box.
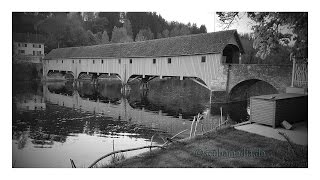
[88,145,165,168]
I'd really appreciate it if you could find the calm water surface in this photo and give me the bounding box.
[12,79,248,168]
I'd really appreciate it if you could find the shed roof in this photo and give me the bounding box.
[44,29,244,60]
[251,93,307,101]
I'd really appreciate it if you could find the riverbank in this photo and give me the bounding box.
[103,128,307,168]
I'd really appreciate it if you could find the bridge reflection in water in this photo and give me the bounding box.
[13,79,248,167]
[44,79,222,137]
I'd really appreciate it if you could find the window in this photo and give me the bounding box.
[153,59,156,64]
[168,58,172,64]
[93,60,95,64]
[33,51,35,55]
[79,60,81,64]
[62,60,63,64]
[72,60,74,64]
[130,59,132,64]
[24,44,27,47]
[18,43,21,47]
[37,51,41,55]
[18,50,25,54]
[33,44,41,48]
[118,59,121,64]
[101,60,104,64]
[201,56,206,63]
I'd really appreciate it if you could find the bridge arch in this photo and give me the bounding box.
[223,44,240,64]
[229,79,278,101]
[64,72,75,80]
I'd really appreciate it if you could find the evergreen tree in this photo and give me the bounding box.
[87,30,98,45]
[111,27,133,43]
[135,28,154,41]
[101,30,110,44]
[123,19,133,38]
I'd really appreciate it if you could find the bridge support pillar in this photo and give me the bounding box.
[210,90,229,104]
[180,76,183,80]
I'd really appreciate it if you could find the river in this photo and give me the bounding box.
[12,78,248,168]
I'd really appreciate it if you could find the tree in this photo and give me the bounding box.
[217,12,308,60]
[98,12,121,37]
[111,27,133,43]
[199,25,207,33]
[38,13,68,50]
[135,28,154,41]
[240,33,291,65]
[169,25,180,37]
[101,30,110,44]
[162,29,169,38]
[169,23,191,37]
[87,30,98,45]
[64,12,89,47]
[123,19,133,38]
[180,26,191,36]
[94,31,102,44]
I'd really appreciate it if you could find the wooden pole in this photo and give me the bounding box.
[150,135,154,152]
[190,116,196,138]
[220,107,223,128]
[112,139,115,159]
[291,54,296,87]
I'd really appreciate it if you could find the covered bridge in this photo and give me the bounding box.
[43,29,244,93]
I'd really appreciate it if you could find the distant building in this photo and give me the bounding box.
[13,33,45,63]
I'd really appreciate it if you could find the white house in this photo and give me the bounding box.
[13,33,45,63]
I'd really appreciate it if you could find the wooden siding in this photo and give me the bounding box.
[250,98,275,127]
[250,94,308,128]
[43,54,228,90]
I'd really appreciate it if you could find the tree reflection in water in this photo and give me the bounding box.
[12,78,248,167]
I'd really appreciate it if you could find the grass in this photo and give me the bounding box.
[95,152,126,167]
[102,128,307,168]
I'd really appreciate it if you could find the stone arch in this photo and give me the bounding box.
[229,79,278,101]
[222,44,240,64]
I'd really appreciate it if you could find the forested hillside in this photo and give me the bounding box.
[13,12,207,54]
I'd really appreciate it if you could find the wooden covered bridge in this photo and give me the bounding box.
[43,30,294,102]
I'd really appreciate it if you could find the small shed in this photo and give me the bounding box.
[250,93,308,128]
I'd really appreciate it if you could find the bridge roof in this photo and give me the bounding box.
[44,29,244,60]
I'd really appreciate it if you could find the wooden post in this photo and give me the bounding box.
[220,107,223,128]
[112,139,115,159]
[291,54,296,87]
[209,90,213,130]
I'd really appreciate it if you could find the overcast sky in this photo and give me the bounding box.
[157,11,255,34]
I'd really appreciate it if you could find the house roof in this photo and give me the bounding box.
[44,29,244,60]
[13,33,45,44]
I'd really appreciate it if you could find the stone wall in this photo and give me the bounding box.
[210,64,292,103]
[227,64,292,93]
